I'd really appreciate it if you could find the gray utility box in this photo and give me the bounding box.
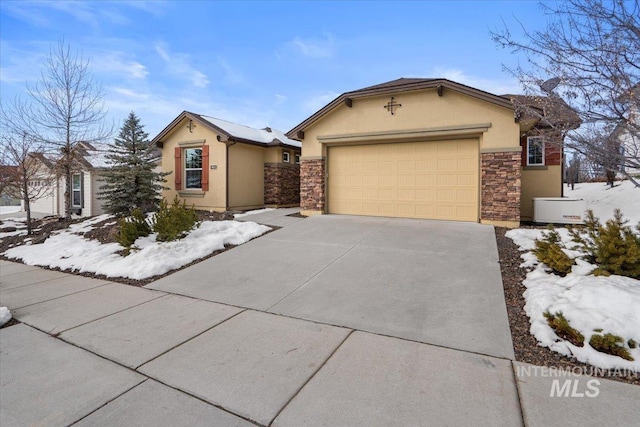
[533,197,586,224]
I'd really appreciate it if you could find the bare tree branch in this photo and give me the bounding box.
[11,39,113,219]
[493,0,640,186]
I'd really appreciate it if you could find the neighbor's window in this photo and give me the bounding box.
[72,173,82,207]
[295,154,301,164]
[527,136,545,166]
[283,151,290,163]
[184,148,203,189]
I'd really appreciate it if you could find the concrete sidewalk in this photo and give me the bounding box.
[2,217,639,426]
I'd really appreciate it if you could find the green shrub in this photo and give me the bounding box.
[628,339,637,349]
[533,229,575,276]
[544,311,584,347]
[117,208,151,253]
[589,333,635,361]
[570,209,640,279]
[152,196,199,242]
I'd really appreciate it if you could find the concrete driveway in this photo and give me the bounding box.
[148,214,514,359]
[4,214,638,426]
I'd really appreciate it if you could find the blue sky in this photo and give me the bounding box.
[0,1,550,137]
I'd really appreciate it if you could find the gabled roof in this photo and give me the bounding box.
[29,143,116,171]
[501,94,581,130]
[152,111,301,149]
[286,78,517,139]
[29,152,57,169]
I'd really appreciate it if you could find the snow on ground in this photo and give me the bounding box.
[0,307,11,327]
[0,206,21,215]
[0,218,28,239]
[3,216,271,280]
[507,226,640,371]
[234,208,275,219]
[565,180,640,224]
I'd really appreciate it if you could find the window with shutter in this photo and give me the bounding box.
[176,144,209,191]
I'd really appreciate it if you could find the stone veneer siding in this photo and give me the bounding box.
[481,152,521,222]
[300,158,325,211]
[264,163,300,205]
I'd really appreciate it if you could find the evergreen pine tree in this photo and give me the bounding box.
[98,112,168,216]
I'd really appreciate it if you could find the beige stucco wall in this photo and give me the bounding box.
[159,117,227,211]
[228,143,265,209]
[91,172,106,216]
[521,166,562,221]
[301,88,520,158]
[264,147,282,163]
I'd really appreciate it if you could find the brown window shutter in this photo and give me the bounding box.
[202,145,209,191]
[174,147,182,190]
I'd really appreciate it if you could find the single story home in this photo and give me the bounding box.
[151,111,301,212]
[286,78,580,227]
[28,142,112,217]
[0,165,22,207]
[610,120,640,178]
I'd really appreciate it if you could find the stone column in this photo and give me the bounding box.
[481,152,521,224]
[300,158,325,212]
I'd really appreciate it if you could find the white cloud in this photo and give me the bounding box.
[274,94,287,105]
[154,41,209,88]
[287,34,335,58]
[217,57,243,84]
[92,52,149,80]
[431,67,521,95]
[0,0,163,28]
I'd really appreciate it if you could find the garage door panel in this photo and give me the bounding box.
[328,140,478,221]
[397,188,415,201]
[415,189,435,201]
[416,159,434,170]
[415,174,435,186]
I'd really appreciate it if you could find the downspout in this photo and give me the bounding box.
[217,134,236,211]
[560,140,565,197]
[225,141,237,210]
[226,143,229,210]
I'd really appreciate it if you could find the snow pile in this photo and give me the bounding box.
[506,228,640,370]
[67,214,113,233]
[0,307,11,327]
[3,217,271,280]
[234,208,275,219]
[0,218,28,239]
[566,180,640,224]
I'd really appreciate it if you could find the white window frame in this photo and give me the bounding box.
[283,151,290,163]
[72,173,82,207]
[295,154,301,164]
[184,148,203,189]
[527,136,545,166]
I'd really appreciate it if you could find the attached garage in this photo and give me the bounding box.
[327,139,479,221]
[287,78,578,227]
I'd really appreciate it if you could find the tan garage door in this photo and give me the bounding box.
[327,139,479,221]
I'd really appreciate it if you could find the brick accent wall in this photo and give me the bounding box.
[264,163,300,205]
[300,158,325,211]
[481,152,521,222]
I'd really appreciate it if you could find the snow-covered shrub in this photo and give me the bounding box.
[533,228,574,276]
[569,209,640,279]
[589,333,634,361]
[544,311,584,347]
[117,208,151,252]
[152,196,199,242]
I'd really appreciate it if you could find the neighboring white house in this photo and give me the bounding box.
[612,120,640,177]
[27,142,112,218]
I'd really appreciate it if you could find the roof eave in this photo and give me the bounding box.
[286,79,516,138]
[152,111,233,148]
